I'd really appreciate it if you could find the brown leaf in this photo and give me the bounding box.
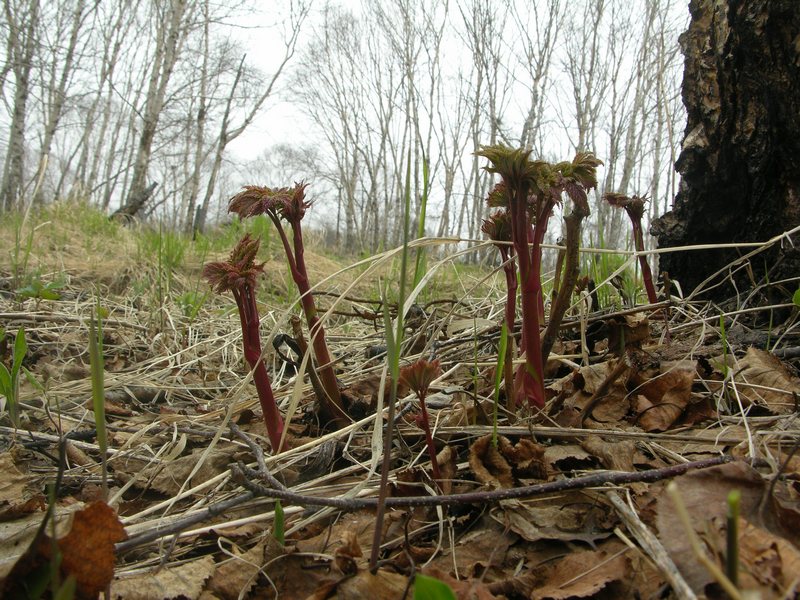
[606,313,650,352]
[332,568,409,599]
[52,501,127,599]
[114,448,230,496]
[736,518,800,594]
[532,543,628,599]
[206,539,266,600]
[0,453,45,521]
[334,529,363,575]
[655,460,798,593]
[630,360,695,431]
[469,435,514,488]
[113,555,215,600]
[729,347,799,414]
[581,437,636,472]
[494,495,614,545]
[469,435,545,488]
[428,516,515,579]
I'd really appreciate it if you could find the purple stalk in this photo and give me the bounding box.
[477,146,602,410]
[605,193,658,305]
[229,184,347,429]
[204,235,285,452]
[400,359,443,482]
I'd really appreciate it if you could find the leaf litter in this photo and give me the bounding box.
[0,237,799,599]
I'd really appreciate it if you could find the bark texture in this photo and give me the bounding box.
[651,0,800,298]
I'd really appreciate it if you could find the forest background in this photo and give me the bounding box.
[1,0,686,257]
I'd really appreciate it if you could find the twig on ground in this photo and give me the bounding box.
[116,491,255,554]
[232,455,732,510]
[606,489,696,599]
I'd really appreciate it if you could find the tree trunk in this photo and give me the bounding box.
[122,0,187,218]
[0,0,40,211]
[652,0,800,298]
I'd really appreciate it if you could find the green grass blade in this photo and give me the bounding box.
[492,322,508,448]
[273,499,285,546]
[89,306,108,495]
[413,151,430,289]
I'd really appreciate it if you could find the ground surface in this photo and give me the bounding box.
[1,205,799,599]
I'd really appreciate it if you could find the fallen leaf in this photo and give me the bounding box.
[54,501,128,598]
[5,501,127,599]
[469,435,547,488]
[736,518,800,595]
[494,496,614,546]
[329,568,408,599]
[114,448,230,496]
[206,536,283,600]
[113,555,215,600]
[429,515,515,580]
[656,460,798,593]
[334,529,363,575]
[531,542,629,599]
[730,348,800,414]
[630,360,696,431]
[0,452,45,521]
[469,435,514,488]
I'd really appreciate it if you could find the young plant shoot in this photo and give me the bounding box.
[400,358,442,482]
[228,183,347,429]
[203,234,285,452]
[481,204,516,406]
[604,193,658,305]
[476,145,601,409]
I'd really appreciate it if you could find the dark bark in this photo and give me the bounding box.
[651,0,800,298]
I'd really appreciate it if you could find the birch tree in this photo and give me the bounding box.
[0,0,40,210]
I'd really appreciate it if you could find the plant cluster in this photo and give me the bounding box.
[478,145,601,409]
[204,182,348,453]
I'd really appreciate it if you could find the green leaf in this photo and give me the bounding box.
[492,322,508,448]
[53,575,77,600]
[89,311,107,459]
[23,366,44,391]
[0,364,11,397]
[793,287,800,308]
[273,499,285,546]
[413,574,457,600]
[12,327,27,375]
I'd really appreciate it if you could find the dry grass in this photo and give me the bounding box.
[1,202,799,597]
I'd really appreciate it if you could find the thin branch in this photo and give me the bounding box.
[233,455,732,510]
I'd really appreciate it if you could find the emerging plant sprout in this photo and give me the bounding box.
[604,193,658,305]
[481,204,516,405]
[203,234,285,452]
[477,145,601,409]
[228,183,347,429]
[400,358,442,482]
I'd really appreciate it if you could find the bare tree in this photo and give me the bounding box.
[115,0,192,220]
[1,0,40,210]
[33,0,97,205]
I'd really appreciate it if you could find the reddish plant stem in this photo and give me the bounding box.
[232,286,285,452]
[500,249,517,408]
[269,215,347,427]
[416,391,442,482]
[509,185,547,408]
[630,220,658,305]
